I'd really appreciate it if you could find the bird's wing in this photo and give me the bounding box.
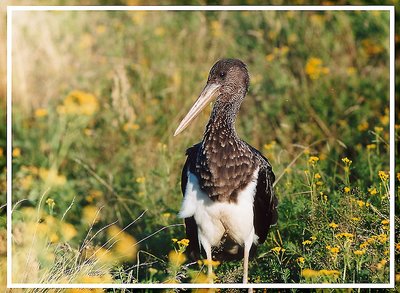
[244,143,278,244]
[181,143,201,259]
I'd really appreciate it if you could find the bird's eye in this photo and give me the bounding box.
[219,71,226,78]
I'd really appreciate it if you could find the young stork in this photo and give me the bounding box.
[174,59,278,284]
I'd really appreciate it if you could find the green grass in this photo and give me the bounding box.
[0,8,396,288]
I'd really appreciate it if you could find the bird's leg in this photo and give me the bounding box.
[205,244,213,283]
[243,229,254,284]
[199,234,213,283]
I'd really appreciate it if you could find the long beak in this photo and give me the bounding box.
[174,83,220,136]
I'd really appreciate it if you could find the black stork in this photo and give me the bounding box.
[174,59,278,284]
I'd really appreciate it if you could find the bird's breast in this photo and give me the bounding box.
[194,139,258,202]
[179,169,259,246]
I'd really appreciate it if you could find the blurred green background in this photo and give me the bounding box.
[0,1,397,288]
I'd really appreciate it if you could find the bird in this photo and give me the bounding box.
[174,58,278,284]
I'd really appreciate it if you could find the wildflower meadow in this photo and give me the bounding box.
[0,5,398,291]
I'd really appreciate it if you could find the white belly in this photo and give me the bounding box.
[179,169,259,247]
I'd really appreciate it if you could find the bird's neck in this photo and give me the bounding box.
[204,100,239,142]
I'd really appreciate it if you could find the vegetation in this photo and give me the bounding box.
[0,7,397,289]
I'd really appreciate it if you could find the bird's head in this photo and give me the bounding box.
[174,58,249,136]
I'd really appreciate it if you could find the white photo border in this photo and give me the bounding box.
[6,5,395,289]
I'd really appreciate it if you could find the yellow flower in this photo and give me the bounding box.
[356,200,365,207]
[59,90,99,116]
[61,222,78,241]
[380,115,389,126]
[267,30,277,40]
[168,250,186,266]
[123,122,140,132]
[301,268,319,278]
[172,238,178,243]
[157,143,167,152]
[341,157,352,165]
[378,171,389,181]
[361,39,383,56]
[86,189,103,203]
[136,176,146,184]
[210,20,222,38]
[397,173,400,181]
[271,246,285,253]
[351,217,360,222]
[154,26,165,37]
[336,232,354,239]
[374,126,383,133]
[131,10,147,25]
[329,222,338,229]
[381,219,389,225]
[396,243,400,251]
[107,225,137,261]
[35,108,48,118]
[79,33,94,50]
[314,173,321,179]
[305,57,329,80]
[278,46,289,55]
[377,259,387,270]
[302,240,312,245]
[263,141,276,151]
[346,66,356,76]
[89,246,115,265]
[0,147,3,157]
[177,238,190,247]
[39,168,66,186]
[82,205,100,225]
[49,233,59,243]
[297,257,305,264]
[20,175,33,190]
[265,53,275,62]
[200,259,220,267]
[354,249,366,256]
[46,198,55,209]
[310,14,324,26]
[12,147,21,158]
[344,187,350,193]
[318,269,340,277]
[377,234,388,243]
[327,246,340,254]
[288,33,297,44]
[172,72,181,87]
[95,24,106,35]
[148,267,158,275]
[308,156,319,165]
[357,121,369,132]
[368,187,378,195]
